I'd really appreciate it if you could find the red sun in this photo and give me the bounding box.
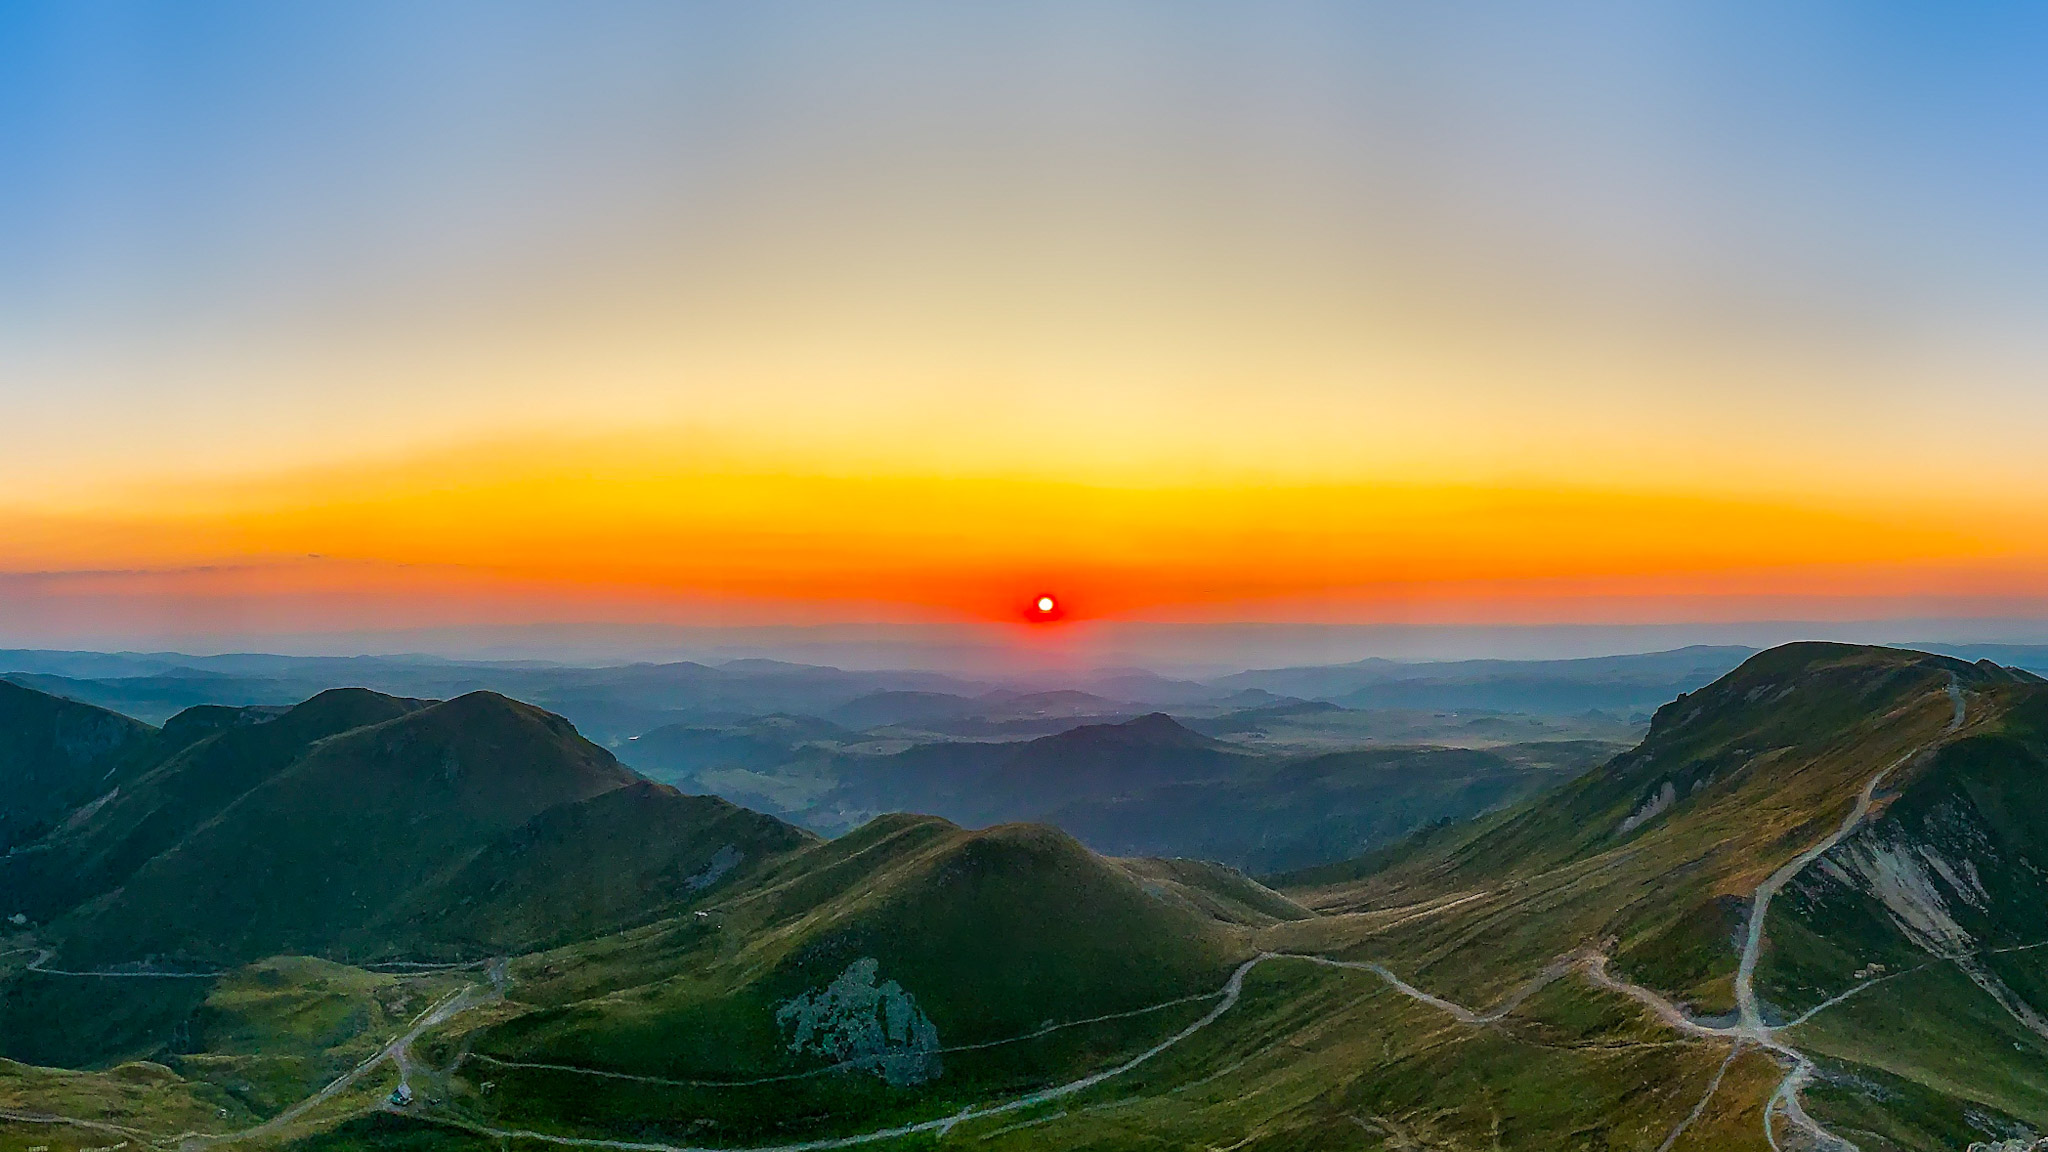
[1025,593,1065,622]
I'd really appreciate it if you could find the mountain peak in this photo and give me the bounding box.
[1041,711,1217,751]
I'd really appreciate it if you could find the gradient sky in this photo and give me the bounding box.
[7,3,2048,652]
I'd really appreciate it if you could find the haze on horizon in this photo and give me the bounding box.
[7,3,2048,658]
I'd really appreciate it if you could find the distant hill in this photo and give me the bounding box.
[0,650,1000,741]
[816,712,1252,833]
[2,670,317,727]
[623,713,857,778]
[1212,644,1755,715]
[819,687,1136,736]
[1182,698,1341,737]
[1,644,1759,745]
[641,709,1612,872]
[1048,741,1612,875]
[826,690,985,729]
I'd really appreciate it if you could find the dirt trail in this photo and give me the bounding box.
[1,946,221,978]
[5,680,1978,1152]
[174,958,506,1150]
[1730,674,1967,1152]
[394,949,1705,1152]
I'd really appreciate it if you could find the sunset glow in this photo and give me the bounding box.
[7,5,2048,652]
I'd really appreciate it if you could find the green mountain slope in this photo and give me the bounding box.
[2,685,823,1073]
[449,814,1246,1146]
[51,691,641,965]
[1279,645,2004,996]
[1753,681,2048,1143]
[0,678,154,852]
[1253,643,2048,1149]
[376,779,815,953]
[17,643,2048,1152]
[6,688,427,921]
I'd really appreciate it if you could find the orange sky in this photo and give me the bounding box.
[7,436,2046,636]
[9,7,2048,647]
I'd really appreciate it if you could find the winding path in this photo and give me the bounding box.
[1733,674,1967,1152]
[399,949,1644,1152]
[0,947,222,978]
[1,678,1976,1152]
[173,959,507,1151]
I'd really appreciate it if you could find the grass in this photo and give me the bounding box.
[14,643,2048,1151]
[0,971,215,1069]
[285,1111,501,1152]
[446,819,1248,1143]
[0,1056,251,1148]
[1787,958,2048,1129]
[172,956,472,1119]
[946,962,1752,1151]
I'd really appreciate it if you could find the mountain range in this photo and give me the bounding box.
[0,644,1773,740]
[5,643,2048,1149]
[622,709,1611,872]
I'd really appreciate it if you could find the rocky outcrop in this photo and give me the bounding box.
[777,957,942,1086]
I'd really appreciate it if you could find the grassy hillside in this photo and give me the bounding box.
[376,779,816,952]
[6,688,427,921]
[16,644,2048,1151]
[1234,644,2048,1148]
[1272,645,2000,1000]
[1752,681,2048,1141]
[51,691,641,965]
[1115,856,1315,926]
[444,816,1246,1146]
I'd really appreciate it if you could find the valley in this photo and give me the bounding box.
[3,644,2048,1149]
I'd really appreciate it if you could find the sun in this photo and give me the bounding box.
[1023,593,1064,622]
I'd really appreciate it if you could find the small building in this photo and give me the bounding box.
[388,1084,413,1107]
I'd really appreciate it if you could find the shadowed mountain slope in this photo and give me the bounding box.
[1049,742,1603,874]
[755,711,1253,833]
[0,679,155,852]
[51,691,644,964]
[4,688,428,921]
[1,685,822,1069]
[378,779,815,954]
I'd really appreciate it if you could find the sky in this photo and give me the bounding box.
[6,2,2048,661]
